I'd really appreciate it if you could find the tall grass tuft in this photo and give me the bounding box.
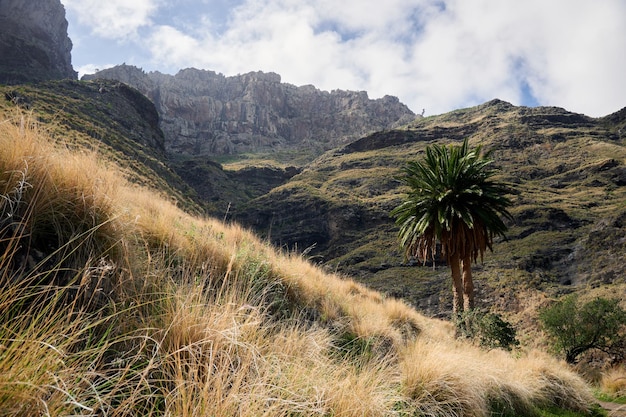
[0,114,125,300]
[601,365,626,398]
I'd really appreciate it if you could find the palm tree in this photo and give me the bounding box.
[391,139,513,314]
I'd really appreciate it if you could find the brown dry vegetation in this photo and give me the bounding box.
[0,113,604,415]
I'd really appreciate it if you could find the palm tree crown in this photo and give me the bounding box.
[391,139,513,313]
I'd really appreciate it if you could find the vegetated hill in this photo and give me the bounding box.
[235,99,626,320]
[0,79,202,212]
[0,111,600,416]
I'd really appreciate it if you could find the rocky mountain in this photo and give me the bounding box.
[0,0,76,84]
[234,100,626,316]
[83,65,416,156]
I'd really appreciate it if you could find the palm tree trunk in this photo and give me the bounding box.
[461,257,474,311]
[449,252,463,314]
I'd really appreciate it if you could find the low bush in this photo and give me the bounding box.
[456,309,520,351]
[539,294,626,364]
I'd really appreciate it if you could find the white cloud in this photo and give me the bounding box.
[75,63,115,79]
[63,0,160,39]
[405,1,531,111]
[517,0,626,116]
[147,25,200,70]
[66,0,626,117]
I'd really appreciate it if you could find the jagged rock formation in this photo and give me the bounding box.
[0,0,77,84]
[83,65,416,156]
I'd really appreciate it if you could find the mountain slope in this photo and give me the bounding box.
[235,99,626,317]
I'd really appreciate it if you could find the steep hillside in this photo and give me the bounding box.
[0,112,601,417]
[0,79,200,212]
[235,99,626,318]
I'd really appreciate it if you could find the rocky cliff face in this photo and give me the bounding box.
[83,65,416,156]
[0,0,76,84]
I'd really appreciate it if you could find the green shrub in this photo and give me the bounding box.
[539,294,626,364]
[455,309,520,351]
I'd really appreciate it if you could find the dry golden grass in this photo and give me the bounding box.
[601,366,626,397]
[400,341,593,417]
[0,113,601,416]
[0,112,126,277]
[145,279,403,416]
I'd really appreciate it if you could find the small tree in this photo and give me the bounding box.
[539,294,626,364]
[391,139,513,314]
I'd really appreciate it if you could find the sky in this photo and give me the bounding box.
[60,0,626,118]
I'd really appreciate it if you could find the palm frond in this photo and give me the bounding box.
[391,139,513,263]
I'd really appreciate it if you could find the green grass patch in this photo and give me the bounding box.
[537,405,607,417]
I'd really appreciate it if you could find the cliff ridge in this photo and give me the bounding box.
[83,65,416,156]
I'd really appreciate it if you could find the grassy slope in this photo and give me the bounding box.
[0,111,605,415]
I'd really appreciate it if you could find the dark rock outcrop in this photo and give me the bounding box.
[83,65,416,156]
[0,0,77,84]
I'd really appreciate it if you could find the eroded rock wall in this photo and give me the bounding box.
[84,65,416,156]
